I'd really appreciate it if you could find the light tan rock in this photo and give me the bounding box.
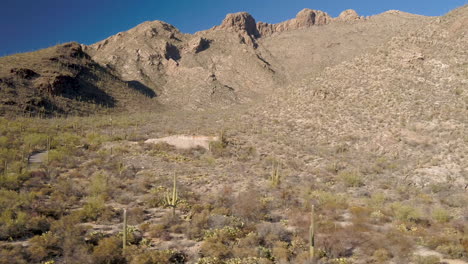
[257,9,332,36]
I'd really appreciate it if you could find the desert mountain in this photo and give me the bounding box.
[0,6,465,116]
[86,8,434,110]
[0,5,467,264]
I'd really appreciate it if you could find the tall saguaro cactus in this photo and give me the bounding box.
[270,160,281,188]
[310,204,315,262]
[123,208,127,251]
[166,173,180,218]
[46,136,51,164]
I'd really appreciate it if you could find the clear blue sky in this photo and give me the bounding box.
[1,0,466,56]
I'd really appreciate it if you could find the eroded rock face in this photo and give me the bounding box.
[336,9,362,21]
[295,8,331,26]
[185,37,211,53]
[217,12,260,38]
[257,9,332,36]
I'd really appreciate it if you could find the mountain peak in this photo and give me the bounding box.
[217,12,260,37]
[337,9,361,21]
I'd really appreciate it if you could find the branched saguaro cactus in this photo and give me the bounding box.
[270,160,281,187]
[166,173,180,218]
[123,208,127,251]
[310,204,315,262]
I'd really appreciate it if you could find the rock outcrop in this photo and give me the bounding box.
[215,12,260,38]
[184,37,211,53]
[336,9,362,22]
[257,9,332,36]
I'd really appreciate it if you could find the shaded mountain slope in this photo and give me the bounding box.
[0,42,157,116]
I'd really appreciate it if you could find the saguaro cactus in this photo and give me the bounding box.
[166,173,180,217]
[3,160,7,176]
[46,136,51,164]
[123,208,127,250]
[270,161,281,187]
[310,205,315,262]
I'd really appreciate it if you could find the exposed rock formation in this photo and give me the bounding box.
[257,9,332,36]
[184,37,211,53]
[215,12,260,38]
[336,9,363,22]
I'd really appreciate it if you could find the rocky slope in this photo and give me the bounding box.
[255,5,468,189]
[85,8,434,110]
[0,42,157,116]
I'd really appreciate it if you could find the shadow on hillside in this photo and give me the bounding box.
[126,80,157,98]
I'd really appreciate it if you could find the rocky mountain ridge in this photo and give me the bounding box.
[0,6,463,115]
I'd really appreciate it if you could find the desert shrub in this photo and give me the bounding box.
[47,148,68,163]
[0,136,9,147]
[232,190,265,222]
[186,209,210,239]
[210,132,229,158]
[126,247,186,264]
[369,192,386,208]
[80,195,106,221]
[372,248,392,263]
[55,132,82,148]
[225,257,273,264]
[0,172,29,190]
[28,232,60,262]
[49,213,92,262]
[390,202,422,222]
[0,209,28,239]
[338,170,364,187]
[319,227,362,258]
[432,207,451,223]
[201,226,245,259]
[85,133,111,150]
[435,243,466,259]
[146,186,166,207]
[128,207,146,225]
[309,191,348,211]
[271,241,290,262]
[26,215,50,235]
[0,245,28,264]
[196,257,223,264]
[200,241,232,259]
[92,236,124,264]
[232,232,261,258]
[23,133,48,150]
[89,173,110,198]
[256,222,291,247]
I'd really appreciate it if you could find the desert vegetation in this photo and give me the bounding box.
[0,105,466,264]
